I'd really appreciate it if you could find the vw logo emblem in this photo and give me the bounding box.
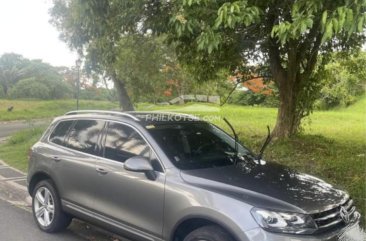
[340,206,350,224]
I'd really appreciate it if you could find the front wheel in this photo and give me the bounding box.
[183,225,234,241]
[32,180,71,232]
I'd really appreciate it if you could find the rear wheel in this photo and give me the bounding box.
[32,180,71,232]
[183,225,234,241]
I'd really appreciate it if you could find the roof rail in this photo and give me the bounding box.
[127,111,200,120]
[65,110,140,121]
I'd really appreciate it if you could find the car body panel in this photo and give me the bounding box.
[180,163,347,214]
[93,158,166,239]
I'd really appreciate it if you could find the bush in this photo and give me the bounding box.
[8,77,72,100]
[9,78,51,99]
[228,91,278,107]
[316,52,366,109]
[0,86,5,98]
[80,87,118,101]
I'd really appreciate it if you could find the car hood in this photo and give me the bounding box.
[180,161,348,214]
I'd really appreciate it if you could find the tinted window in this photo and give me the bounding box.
[147,122,251,170]
[49,120,74,146]
[66,120,105,155]
[103,122,151,162]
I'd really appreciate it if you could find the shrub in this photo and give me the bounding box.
[9,78,50,99]
[0,85,5,98]
[316,52,366,109]
[228,90,278,107]
[8,77,72,100]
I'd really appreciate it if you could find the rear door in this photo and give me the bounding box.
[93,121,165,240]
[50,119,105,210]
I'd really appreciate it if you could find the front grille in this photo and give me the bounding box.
[311,198,356,233]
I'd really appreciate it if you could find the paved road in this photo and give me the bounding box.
[0,161,127,241]
[0,119,50,140]
[0,198,85,241]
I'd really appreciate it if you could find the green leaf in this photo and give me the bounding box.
[321,21,333,43]
[321,11,327,32]
[357,16,364,32]
[338,8,346,28]
[322,11,328,26]
[230,5,235,13]
[332,18,339,33]
[271,26,278,38]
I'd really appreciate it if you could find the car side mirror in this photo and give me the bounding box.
[124,156,157,180]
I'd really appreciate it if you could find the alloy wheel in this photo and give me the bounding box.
[33,187,55,227]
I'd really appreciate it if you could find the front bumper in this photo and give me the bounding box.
[244,214,365,241]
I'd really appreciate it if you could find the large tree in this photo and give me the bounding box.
[50,0,365,137]
[0,53,29,95]
[162,0,366,137]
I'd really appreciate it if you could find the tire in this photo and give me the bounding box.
[183,225,234,241]
[32,179,72,232]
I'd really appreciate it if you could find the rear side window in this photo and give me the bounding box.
[66,120,105,155]
[103,122,151,162]
[49,120,74,146]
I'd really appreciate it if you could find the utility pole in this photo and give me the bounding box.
[75,59,82,110]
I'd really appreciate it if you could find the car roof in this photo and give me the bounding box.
[60,110,203,125]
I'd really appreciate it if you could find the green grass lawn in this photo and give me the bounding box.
[0,98,365,225]
[0,99,119,121]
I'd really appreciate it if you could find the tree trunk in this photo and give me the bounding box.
[113,78,135,111]
[268,39,302,138]
[272,80,299,138]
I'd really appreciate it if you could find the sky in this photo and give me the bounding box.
[0,1,364,68]
[0,0,77,67]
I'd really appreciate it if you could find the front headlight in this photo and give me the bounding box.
[251,208,317,234]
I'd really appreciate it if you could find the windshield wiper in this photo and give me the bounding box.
[223,117,239,165]
[257,125,272,161]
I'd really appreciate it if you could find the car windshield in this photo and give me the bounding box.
[146,122,252,170]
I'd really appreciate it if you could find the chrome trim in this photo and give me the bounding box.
[344,199,354,210]
[313,198,357,231]
[318,218,343,229]
[308,195,349,214]
[314,212,339,222]
[65,110,140,121]
[127,111,200,120]
[348,206,356,216]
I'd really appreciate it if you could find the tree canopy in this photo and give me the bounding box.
[0,53,72,99]
[50,0,366,137]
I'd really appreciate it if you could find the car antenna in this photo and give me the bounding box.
[223,117,239,165]
[257,126,272,162]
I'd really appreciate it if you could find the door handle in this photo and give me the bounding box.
[96,167,108,175]
[52,156,61,162]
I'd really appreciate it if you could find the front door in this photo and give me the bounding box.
[93,122,165,240]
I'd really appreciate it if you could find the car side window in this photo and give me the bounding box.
[103,122,153,163]
[49,120,74,146]
[65,119,105,156]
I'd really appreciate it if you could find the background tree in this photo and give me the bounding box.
[114,35,172,103]
[0,53,28,95]
[50,0,139,110]
[0,53,72,99]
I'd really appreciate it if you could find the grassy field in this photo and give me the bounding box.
[0,98,365,225]
[0,99,119,121]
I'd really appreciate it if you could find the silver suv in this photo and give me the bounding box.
[27,110,361,241]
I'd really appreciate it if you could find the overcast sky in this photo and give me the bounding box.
[0,1,364,68]
[0,0,76,67]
